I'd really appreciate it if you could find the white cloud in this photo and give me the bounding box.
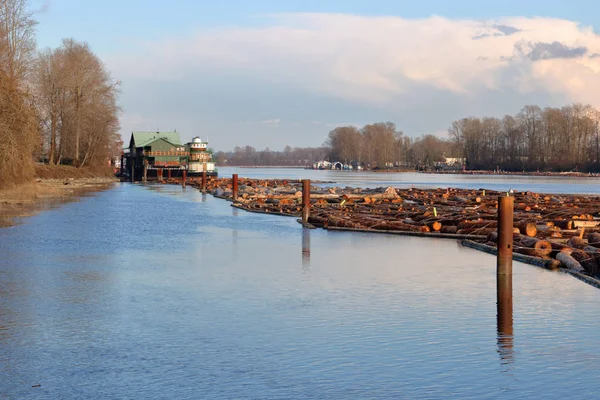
[106,13,600,148]
[261,118,281,127]
[108,14,600,105]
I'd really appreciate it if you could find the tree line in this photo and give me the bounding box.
[287,103,600,172]
[450,104,600,171]
[0,0,121,189]
[214,145,330,167]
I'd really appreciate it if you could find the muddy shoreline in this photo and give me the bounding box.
[0,177,116,227]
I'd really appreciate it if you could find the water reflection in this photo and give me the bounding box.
[232,206,239,261]
[302,228,311,269]
[497,273,514,366]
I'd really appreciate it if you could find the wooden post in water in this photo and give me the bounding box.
[302,179,311,223]
[232,174,239,200]
[168,169,171,180]
[130,156,134,183]
[158,168,163,182]
[497,195,514,275]
[143,161,148,183]
[202,171,207,193]
[182,170,187,187]
[497,194,514,364]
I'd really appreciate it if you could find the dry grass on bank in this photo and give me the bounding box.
[34,164,116,180]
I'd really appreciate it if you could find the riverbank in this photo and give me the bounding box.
[0,165,117,227]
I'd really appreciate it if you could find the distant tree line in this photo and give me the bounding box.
[450,104,600,171]
[0,0,121,189]
[234,103,599,172]
[214,145,329,167]
[325,122,451,168]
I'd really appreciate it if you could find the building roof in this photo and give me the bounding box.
[130,131,182,148]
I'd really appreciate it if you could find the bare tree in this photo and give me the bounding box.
[0,0,36,84]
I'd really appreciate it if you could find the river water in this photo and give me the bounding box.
[218,166,600,194]
[1,172,600,399]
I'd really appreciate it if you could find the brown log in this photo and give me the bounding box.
[556,252,585,272]
[516,221,537,237]
[587,232,600,248]
[428,221,442,231]
[518,236,552,257]
[567,236,587,250]
[440,226,458,234]
[457,221,497,230]
[570,250,600,276]
[552,220,573,230]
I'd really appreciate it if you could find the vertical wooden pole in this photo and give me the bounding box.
[182,170,186,187]
[302,179,311,223]
[131,156,134,183]
[232,174,238,200]
[202,171,207,193]
[168,169,171,180]
[497,195,514,275]
[143,161,148,183]
[497,194,514,364]
[158,168,163,182]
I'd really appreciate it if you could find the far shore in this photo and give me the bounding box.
[220,165,600,178]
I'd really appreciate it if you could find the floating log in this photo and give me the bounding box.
[516,221,537,237]
[556,252,585,272]
[570,250,600,277]
[518,236,552,257]
[587,232,600,248]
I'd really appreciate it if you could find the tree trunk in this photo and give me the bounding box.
[49,109,56,164]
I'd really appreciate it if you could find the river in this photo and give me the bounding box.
[1,172,600,399]
[218,166,600,194]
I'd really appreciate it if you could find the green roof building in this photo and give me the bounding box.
[123,131,217,182]
[126,131,188,181]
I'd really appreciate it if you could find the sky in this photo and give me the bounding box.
[31,0,600,150]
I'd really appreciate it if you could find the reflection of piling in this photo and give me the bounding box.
[233,174,239,200]
[302,179,311,223]
[302,227,311,267]
[182,170,187,187]
[202,171,207,193]
[497,196,514,275]
[497,273,514,364]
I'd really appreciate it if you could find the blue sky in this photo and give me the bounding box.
[32,1,600,150]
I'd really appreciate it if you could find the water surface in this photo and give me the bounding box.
[1,183,599,399]
[219,166,600,194]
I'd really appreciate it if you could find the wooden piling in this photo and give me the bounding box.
[143,162,148,183]
[202,171,207,193]
[497,195,514,275]
[232,174,239,200]
[182,170,187,187]
[302,179,311,223]
[168,169,171,179]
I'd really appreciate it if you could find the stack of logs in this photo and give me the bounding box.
[165,176,600,279]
